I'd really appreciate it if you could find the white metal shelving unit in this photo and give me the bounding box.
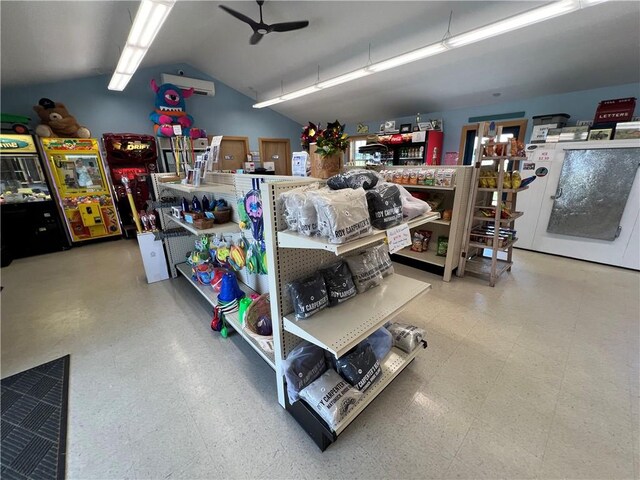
[381,165,473,281]
[150,173,275,373]
[277,211,439,255]
[282,274,430,358]
[154,172,439,450]
[165,215,240,236]
[262,178,435,450]
[175,262,275,368]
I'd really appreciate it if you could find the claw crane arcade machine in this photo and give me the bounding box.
[102,133,158,238]
[40,137,122,242]
[0,133,70,264]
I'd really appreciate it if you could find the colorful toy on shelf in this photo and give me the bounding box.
[244,186,267,275]
[33,98,91,138]
[149,79,206,139]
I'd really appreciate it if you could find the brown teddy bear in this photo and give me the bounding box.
[33,98,91,138]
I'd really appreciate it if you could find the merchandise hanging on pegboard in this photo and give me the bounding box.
[245,178,268,275]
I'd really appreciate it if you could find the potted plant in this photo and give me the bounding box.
[309,120,348,178]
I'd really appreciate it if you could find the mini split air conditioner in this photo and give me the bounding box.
[160,73,215,96]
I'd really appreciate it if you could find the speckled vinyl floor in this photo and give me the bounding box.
[1,240,638,479]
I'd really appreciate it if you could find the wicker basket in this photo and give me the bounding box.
[243,293,274,352]
[214,207,232,224]
[193,218,215,229]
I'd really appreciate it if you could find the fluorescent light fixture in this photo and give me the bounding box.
[108,73,132,91]
[253,97,285,109]
[252,0,602,108]
[281,86,321,100]
[446,0,579,47]
[114,46,146,75]
[317,69,371,89]
[109,0,175,91]
[367,44,447,73]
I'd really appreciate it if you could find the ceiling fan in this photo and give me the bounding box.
[219,0,309,45]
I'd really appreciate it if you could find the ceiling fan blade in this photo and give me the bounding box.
[268,20,309,33]
[250,31,264,45]
[219,5,259,29]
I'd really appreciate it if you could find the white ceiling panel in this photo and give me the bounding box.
[1,1,638,124]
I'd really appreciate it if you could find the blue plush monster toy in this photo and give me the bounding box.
[149,79,206,138]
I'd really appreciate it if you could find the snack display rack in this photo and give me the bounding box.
[262,178,436,449]
[379,165,473,281]
[458,122,527,286]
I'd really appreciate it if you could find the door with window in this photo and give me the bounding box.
[458,120,528,165]
[259,138,291,175]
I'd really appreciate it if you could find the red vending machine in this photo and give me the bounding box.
[102,133,157,238]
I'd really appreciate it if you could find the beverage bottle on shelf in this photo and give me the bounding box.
[419,146,424,159]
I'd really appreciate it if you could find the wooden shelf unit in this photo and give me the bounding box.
[457,122,527,286]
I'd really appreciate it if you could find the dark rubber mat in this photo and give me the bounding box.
[1,356,69,480]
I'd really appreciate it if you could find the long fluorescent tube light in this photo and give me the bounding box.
[253,97,285,108]
[446,0,578,47]
[317,69,372,89]
[109,0,175,91]
[367,44,448,73]
[108,73,133,91]
[252,0,604,108]
[282,86,321,100]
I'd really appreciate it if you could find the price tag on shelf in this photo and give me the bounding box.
[386,223,411,254]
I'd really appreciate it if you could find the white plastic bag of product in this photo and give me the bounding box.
[283,341,327,404]
[310,188,372,244]
[396,184,431,220]
[280,183,321,235]
[344,251,383,293]
[386,322,425,353]
[370,243,394,278]
[298,369,362,431]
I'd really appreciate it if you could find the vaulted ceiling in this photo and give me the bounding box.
[2,1,639,124]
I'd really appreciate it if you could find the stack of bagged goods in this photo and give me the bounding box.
[381,167,456,187]
[280,182,321,236]
[279,169,432,245]
[298,369,362,430]
[288,273,329,319]
[365,182,403,229]
[411,230,432,252]
[344,250,383,293]
[312,188,372,244]
[287,242,395,319]
[283,341,328,403]
[335,343,382,392]
[386,322,426,353]
[320,261,357,306]
[326,169,380,190]
[284,328,392,430]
